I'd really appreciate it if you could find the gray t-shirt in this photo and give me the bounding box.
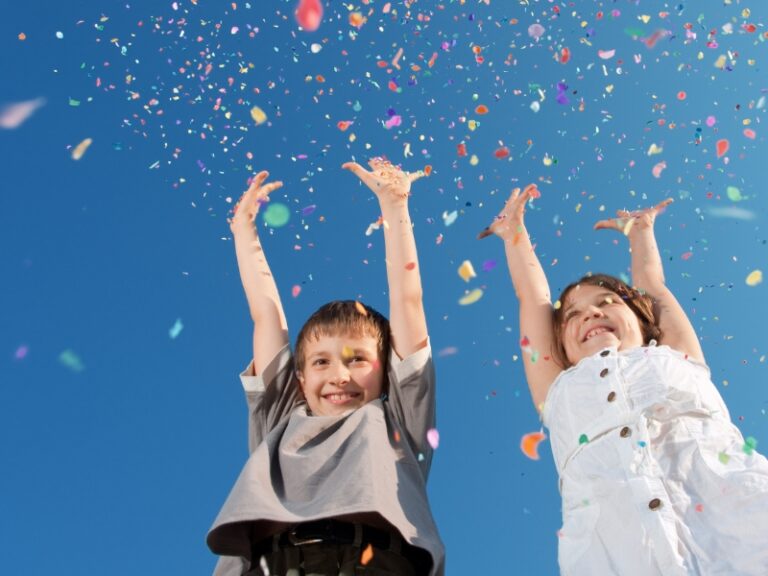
[207,343,444,575]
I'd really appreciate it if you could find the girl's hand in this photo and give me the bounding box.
[228,171,284,234]
[478,183,540,240]
[594,198,673,236]
[342,157,424,206]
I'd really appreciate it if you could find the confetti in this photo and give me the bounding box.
[746,270,763,287]
[71,137,93,160]
[528,23,545,40]
[250,106,267,125]
[520,431,547,460]
[458,288,483,305]
[295,0,323,31]
[354,301,368,316]
[0,97,46,129]
[360,543,374,566]
[426,428,440,449]
[726,186,743,202]
[457,260,477,282]
[59,349,85,372]
[651,160,667,178]
[743,436,758,456]
[262,203,290,227]
[169,318,184,339]
[14,345,29,360]
[442,210,458,226]
[291,285,302,298]
[578,434,589,445]
[716,139,729,158]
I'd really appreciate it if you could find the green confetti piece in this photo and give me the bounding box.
[262,202,290,228]
[68,97,81,107]
[726,186,743,202]
[59,349,85,372]
[743,436,758,455]
[718,451,730,464]
[530,350,540,364]
[578,434,589,445]
[169,318,184,339]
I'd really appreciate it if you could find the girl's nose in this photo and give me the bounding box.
[583,306,604,320]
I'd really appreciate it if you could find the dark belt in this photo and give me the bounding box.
[251,519,431,573]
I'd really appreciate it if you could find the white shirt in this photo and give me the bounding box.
[542,343,768,575]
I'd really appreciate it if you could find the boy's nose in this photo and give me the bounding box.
[328,364,351,386]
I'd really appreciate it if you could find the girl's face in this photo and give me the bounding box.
[296,333,384,417]
[560,284,644,365]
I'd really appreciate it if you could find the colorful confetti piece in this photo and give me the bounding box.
[458,260,477,282]
[458,288,483,306]
[520,431,547,460]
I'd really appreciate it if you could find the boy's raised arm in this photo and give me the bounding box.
[229,171,289,375]
[343,158,427,358]
[481,185,562,411]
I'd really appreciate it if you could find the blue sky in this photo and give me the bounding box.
[1,1,767,574]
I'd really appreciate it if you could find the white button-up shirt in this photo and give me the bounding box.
[542,344,768,575]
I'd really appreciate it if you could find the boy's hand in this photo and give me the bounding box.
[342,157,424,206]
[229,171,284,234]
[594,198,673,236]
[478,183,540,240]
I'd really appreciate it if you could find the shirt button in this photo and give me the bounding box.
[620,426,632,438]
[607,391,616,402]
[600,349,610,357]
[599,368,609,378]
[648,498,662,510]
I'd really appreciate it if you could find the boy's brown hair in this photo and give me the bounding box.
[551,273,662,368]
[294,300,392,375]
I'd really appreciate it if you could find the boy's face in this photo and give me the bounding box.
[296,333,384,417]
[560,284,644,365]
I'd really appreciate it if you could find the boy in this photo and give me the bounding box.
[207,158,444,575]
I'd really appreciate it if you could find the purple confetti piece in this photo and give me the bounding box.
[301,204,317,216]
[426,428,440,449]
[482,259,498,272]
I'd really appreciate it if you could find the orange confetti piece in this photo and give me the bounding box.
[494,146,510,159]
[423,165,433,176]
[18,32,27,41]
[716,139,729,158]
[405,262,416,270]
[475,104,489,114]
[337,120,353,131]
[743,128,756,140]
[354,301,368,316]
[361,543,374,565]
[349,12,366,27]
[520,431,547,460]
[559,47,571,64]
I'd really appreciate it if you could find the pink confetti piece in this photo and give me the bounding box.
[743,128,756,140]
[15,345,29,360]
[597,49,616,59]
[291,285,302,298]
[295,0,323,32]
[651,160,667,178]
[0,97,46,129]
[426,428,440,449]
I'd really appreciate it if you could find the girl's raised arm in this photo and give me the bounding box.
[595,199,704,363]
[482,185,562,410]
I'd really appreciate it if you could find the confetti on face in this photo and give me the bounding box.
[169,318,184,339]
[716,139,729,158]
[426,428,440,449]
[295,0,323,32]
[71,137,93,160]
[745,270,763,287]
[520,431,547,460]
[458,288,483,305]
[457,260,476,282]
[262,203,290,227]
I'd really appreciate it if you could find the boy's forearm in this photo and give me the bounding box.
[233,227,287,328]
[380,202,423,304]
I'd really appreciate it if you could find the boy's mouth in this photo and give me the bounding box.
[322,392,361,405]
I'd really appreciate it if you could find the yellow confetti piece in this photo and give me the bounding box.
[341,346,354,360]
[361,543,374,565]
[458,260,477,282]
[71,137,93,160]
[746,270,763,287]
[250,105,267,125]
[354,301,368,316]
[459,288,483,305]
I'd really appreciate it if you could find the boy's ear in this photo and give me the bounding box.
[295,370,305,385]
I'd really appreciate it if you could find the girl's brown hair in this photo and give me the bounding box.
[294,300,391,375]
[551,274,662,368]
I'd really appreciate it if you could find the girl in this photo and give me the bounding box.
[483,185,768,575]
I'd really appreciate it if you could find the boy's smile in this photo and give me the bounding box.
[297,334,384,416]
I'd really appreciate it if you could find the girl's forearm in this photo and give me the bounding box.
[503,227,552,305]
[628,227,666,293]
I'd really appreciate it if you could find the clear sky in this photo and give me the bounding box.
[1,1,766,574]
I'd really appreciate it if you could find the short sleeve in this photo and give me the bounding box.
[242,344,302,453]
[385,340,436,479]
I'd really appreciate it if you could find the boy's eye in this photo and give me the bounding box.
[312,358,328,366]
[350,355,368,364]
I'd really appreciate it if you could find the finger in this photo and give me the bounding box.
[616,209,631,218]
[342,161,377,189]
[506,187,521,204]
[477,227,494,240]
[654,197,674,212]
[258,181,283,197]
[248,171,270,190]
[407,170,426,183]
[594,218,620,231]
